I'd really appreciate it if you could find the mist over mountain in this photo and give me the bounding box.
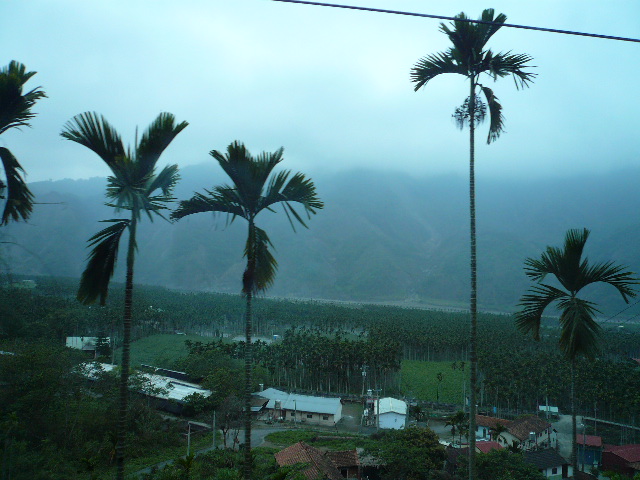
[2,165,640,314]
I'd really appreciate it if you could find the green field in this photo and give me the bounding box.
[115,333,214,368]
[400,360,469,404]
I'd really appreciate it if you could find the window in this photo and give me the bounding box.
[552,467,557,475]
[290,412,295,417]
[307,414,313,419]
[323,415,329,421]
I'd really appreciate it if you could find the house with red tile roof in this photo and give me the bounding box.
[275,441,360,480]
[576,435,603,468]
[503,415,556,451]
[602,444,640,477]
[475,441,503,454]
[475,415,512,443]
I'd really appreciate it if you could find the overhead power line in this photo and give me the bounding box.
[271,0,640,43]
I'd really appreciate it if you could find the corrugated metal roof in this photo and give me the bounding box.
[80,362,211,403]
[255,388,341,415]
[374,397,407,415]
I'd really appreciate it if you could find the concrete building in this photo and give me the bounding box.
[374,397,407,430]
[254,387,342,426]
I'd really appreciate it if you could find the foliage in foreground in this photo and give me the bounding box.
[367,426,446,480]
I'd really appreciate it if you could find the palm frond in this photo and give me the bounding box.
[136,113,188,177]
[479,86,504,144]
[515,284,568,340]
[77,219,130,305]
[146,163,180,198]
[485,52,536,89]
[557,297,601,360]
[476,9,507,46]
[60,112,125,167]
[0,61,47,135]
[411,52,467,91]
[261,171,323,230]
[171,190,244,221]
[580,261,638,303]
[0,147,34,225]
[243,225,277,295]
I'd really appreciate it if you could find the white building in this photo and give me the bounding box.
[254,388,342,426]
[374,397,407,429]
[80,363,212,404]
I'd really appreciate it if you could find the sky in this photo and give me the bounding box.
[1,0,639,183]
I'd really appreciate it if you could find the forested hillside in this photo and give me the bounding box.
[3,166,640,312]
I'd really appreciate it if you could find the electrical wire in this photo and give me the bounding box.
[271,0,640,43]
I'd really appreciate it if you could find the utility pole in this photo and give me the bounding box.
[187,422,191,456]
[361,365,367,397]
[213,411,217,449]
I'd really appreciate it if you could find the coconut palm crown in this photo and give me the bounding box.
[0,61,46,225]
[516,228,637,476]
[171,140,322,480]
[61,111,187,480]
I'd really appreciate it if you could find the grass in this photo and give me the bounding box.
[265,430,373,450]
[115,333,216,369]
[400,360,469,404]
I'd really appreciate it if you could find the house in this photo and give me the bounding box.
[503,415,556,450]
[475,441,503,454]
[66,336,109,357]
[275,441,359,480]
[524,449,572,479]
[576,434,603,468]
[475,415,512,442]
[80,362,212,412]
[602,444,640,477]
[373,397,407,430]
[254,387,342,426]
[326,449,360,479]
[539,405,560,419]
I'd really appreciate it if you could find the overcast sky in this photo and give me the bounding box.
[1,0,639,183]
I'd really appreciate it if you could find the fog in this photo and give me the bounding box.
[1,0,638,182]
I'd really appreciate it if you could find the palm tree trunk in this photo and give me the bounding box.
[243,220,255,480]
[116,215,136,480]
[571,359,578,476]
[468,78,478,480]
[243,289,253,480]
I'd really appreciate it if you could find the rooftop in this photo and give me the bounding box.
[508,415,551,441]
[475,415,512,429]
[605,444,640,463]
[524,449,569,470]
[476,441,503,453]
[275,442,344,480]
[375,397,407,415]
[577,435,603,448]
[254,388,342,415]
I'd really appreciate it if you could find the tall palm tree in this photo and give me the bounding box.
[0,61,46,225]
[171,141,322,480]
[410,10,535,479]
[60,112,187,480]
[516,228,637,475]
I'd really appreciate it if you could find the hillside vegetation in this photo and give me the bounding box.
[4,167,640,312]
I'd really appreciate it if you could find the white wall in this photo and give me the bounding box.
[379,412,406,429]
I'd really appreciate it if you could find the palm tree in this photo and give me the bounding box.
[171,141,323,480]
[0,61,46,225]
[60,112,187,480]
[515,228,637,475]
[411,10,535,479]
